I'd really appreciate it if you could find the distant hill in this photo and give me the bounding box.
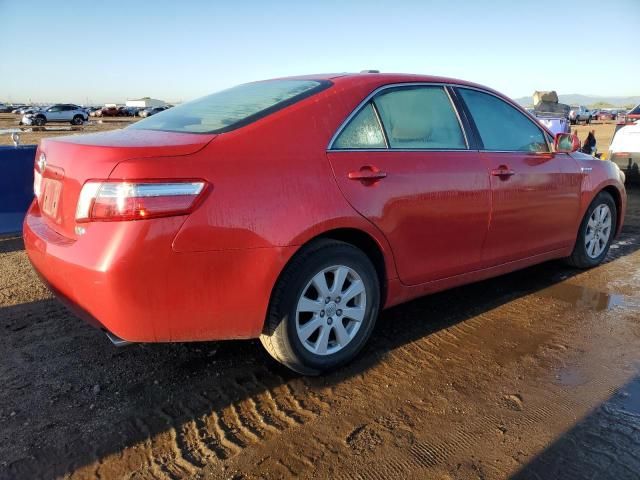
[514,94,640,108]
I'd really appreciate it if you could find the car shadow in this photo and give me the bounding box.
[0,235,24,254]
[1,198,639,478]
[510,374,640,479]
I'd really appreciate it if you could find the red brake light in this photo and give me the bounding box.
[76,180,207,222]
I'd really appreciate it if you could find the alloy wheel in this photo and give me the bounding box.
[585,204,612,258]
[295,265,366,356]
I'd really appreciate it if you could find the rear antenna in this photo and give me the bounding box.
[360,69,380,73]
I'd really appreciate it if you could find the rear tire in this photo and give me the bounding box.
[260,239,380,375]
[565,191,617,268]
[71,115,84,125]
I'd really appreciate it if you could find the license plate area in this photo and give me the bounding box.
[41,178,62,218]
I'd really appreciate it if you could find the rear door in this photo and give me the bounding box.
[327,84,491,285]
[454,87,582,266]
[58,105,73,122]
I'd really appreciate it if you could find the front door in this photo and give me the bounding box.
[327,85,491,285]
[455,87,582,266]
[45,106,64,121]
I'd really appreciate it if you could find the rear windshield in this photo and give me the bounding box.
[129,79,330,134]
[630,104,640,115]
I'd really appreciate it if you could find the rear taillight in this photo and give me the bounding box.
[75,180,206,222]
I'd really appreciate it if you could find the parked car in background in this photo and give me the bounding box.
[535,116,570,135]
[626,104,640,122]
[100,106,121,117]
[597,111,615,121]
[11,105,27,114]
[23,73,627,374]
[0,104,13,113]
[15,105,40,114]
[608,121,640,185]
[21,104,88,126]
[120,106,142,116]
[569,105,591,124]
[139,106,169,118]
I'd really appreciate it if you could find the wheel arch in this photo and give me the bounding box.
[262,226,392,334]
[315,228,388,305]
[601,184,624,236]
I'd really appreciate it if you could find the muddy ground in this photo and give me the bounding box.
[1,143,639,479]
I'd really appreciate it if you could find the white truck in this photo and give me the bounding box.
[530,90,571,135]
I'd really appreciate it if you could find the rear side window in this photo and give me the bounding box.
[129,79,330,134]
[332,103,386,149]
[459,88,548,152]
[374,87,466,149]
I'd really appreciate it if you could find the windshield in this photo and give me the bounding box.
[129,79,330,134]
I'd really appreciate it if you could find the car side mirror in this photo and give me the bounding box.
[554,133,580,153]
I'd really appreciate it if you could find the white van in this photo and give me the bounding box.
[608,122,640,185]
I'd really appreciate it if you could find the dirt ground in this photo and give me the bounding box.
[1,117,639,480]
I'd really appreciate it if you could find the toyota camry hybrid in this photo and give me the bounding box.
[24,72,627,374]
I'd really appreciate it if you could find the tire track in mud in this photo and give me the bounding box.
[71,368,331,479]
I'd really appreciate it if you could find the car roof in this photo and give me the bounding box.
[282,72,486,87]
[273,72,510,99]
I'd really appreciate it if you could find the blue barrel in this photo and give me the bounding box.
[0,145,36,235]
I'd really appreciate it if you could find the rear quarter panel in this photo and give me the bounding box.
[109,82,399,281]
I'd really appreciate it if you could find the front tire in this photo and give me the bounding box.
[34,116,46,126]
[260,239,380,375]
[566,191,617,268]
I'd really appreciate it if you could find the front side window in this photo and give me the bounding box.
[129,79,329,134]
[48,106,62,112]
[374,86,466,149]
[332,103,386,149]
[458,88,549,152]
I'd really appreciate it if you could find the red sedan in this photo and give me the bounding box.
[24,73,627,374]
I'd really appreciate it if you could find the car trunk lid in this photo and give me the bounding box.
[36,129,216,239]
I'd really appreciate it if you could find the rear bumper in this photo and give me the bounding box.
[23,201,295,342]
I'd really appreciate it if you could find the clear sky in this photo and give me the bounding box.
[1,0,638,105]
